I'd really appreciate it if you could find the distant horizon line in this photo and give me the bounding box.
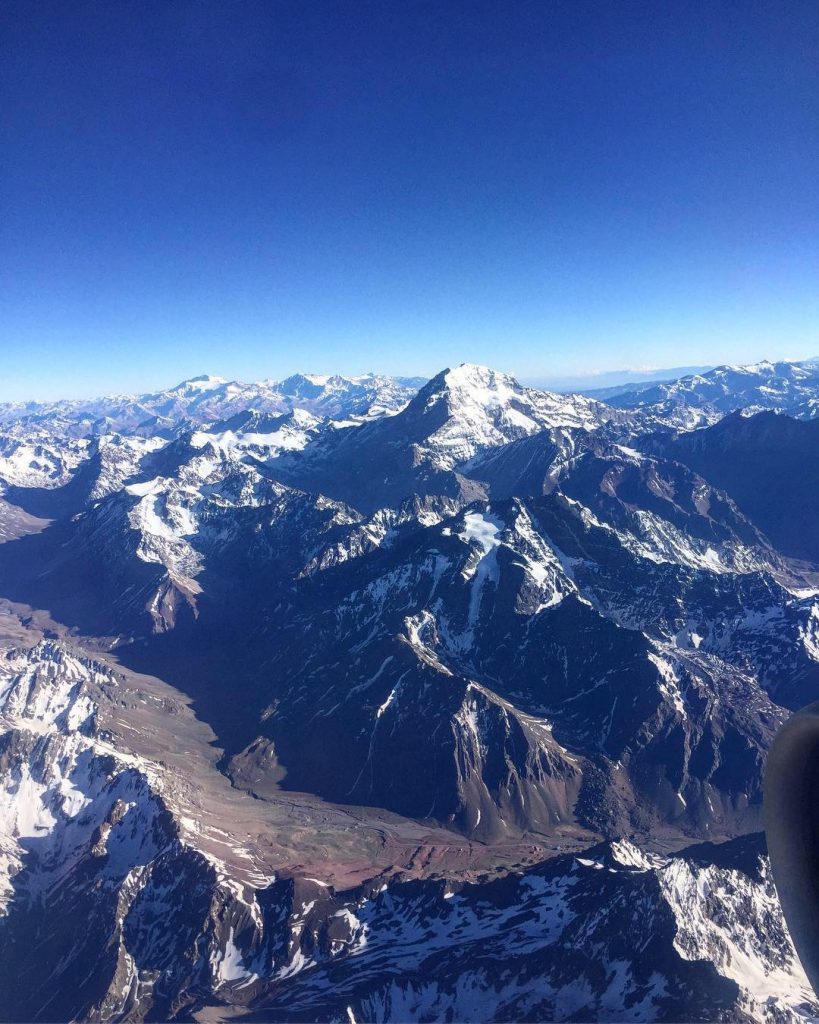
[3,354,819,406]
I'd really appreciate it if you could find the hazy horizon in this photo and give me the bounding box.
[8,354,819,405]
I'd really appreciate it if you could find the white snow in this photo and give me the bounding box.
[213,927,257,984]
[459,510,503,554]
[458,511,504,626]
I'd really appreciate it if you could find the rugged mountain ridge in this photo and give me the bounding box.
[0,636,813,1023]
[0,372,427,436]
[266,364,637,513]
[644,411,819,564]
[2,360,819,1021]
[0,373,424,492]
[604,358,819,427]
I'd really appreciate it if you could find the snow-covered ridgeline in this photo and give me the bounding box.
[230,837,816,1024]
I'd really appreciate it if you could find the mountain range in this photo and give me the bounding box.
[0,357,818,1022]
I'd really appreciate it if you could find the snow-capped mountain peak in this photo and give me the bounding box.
[440,361,508,387]
[422,363,536,417]
[0,372,428,490]
[410,363,623,469]
[169,374,229,392]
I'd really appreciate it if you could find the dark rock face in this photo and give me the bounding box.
[243,492,799,843]
[1,361,819,1021]
[646,411,819,564]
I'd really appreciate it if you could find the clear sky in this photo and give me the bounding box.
[2,0,819,400]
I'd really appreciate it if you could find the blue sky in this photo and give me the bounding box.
[2,0,818,400]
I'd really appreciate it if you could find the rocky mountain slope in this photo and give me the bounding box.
[645,411,819,565]
[603,359,819,428]
[267,364,636,513]
[0,373,424,492]
[1,361,819,1021]
[0,631,813,1023]
[0,373,426,437]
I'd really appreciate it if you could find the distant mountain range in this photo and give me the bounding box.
[0,357,818,1021]
[598,357,819,424]
[530,363,714,394]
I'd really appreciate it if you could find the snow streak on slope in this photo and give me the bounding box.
[242,836,816,1024]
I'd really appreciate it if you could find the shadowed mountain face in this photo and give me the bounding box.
[645,410,819,564]
[0,362,819,1021]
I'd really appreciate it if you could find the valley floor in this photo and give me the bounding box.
[0,598,814,1023]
